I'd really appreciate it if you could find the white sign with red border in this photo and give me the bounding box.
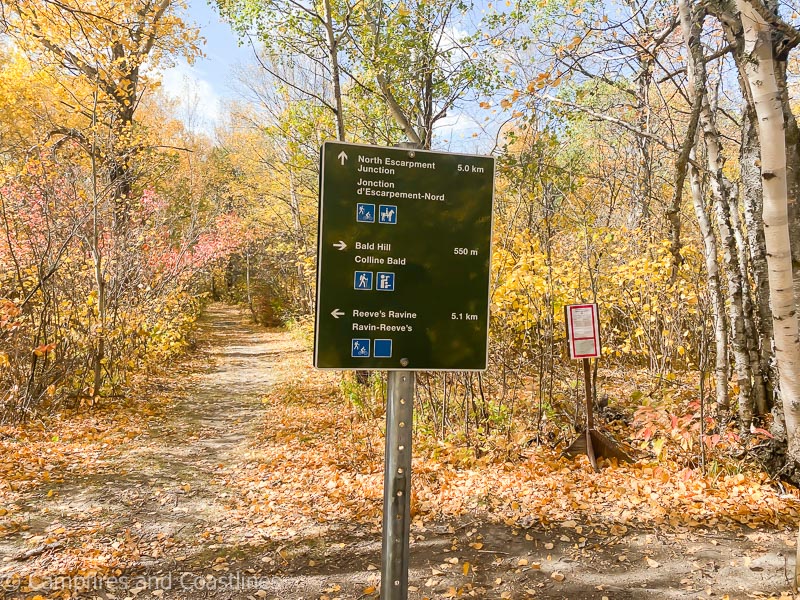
[565,303,601,359]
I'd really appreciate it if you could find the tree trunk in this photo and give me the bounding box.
[630,55,653,228]
[679,0,751,423]
[322,0,346,141]
[775,59,800,316]
[688,151,729,409]
[741,107,776,405]
[287,168,312,312]
[737,0,800,464]
[245,250,255,323]
[708,118,754,429]
[729,185,768,415]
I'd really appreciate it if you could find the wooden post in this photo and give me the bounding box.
[583,358,594,429]
[583,358,598,472]
[563,303,632,467]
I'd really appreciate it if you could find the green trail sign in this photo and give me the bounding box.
[314,141,495,370]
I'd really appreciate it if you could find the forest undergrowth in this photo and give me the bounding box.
[0,306,797,599]
[225,352,800,538]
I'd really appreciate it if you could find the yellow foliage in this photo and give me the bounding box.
[491,226,705,371]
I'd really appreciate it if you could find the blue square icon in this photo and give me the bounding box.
[352,339,370,357]
[354,271,373,290]
[374,339,392,358]
[376,272,395,291]
[378,205,397,224]
[356,203,375,223]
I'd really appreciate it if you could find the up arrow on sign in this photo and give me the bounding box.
[338,151,348,165]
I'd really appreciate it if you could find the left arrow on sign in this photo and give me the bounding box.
[331,309,345,319]
[333,241,347,251]
[338,151,348,165]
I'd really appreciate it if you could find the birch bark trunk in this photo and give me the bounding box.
[737,0,800,461]
[630,55,653,228]
[729,187,768,415]
[741,108,775,404]
[679,0,753,425]
[706,114,754,428]
[688,148,730,409]
[775,59,800,314]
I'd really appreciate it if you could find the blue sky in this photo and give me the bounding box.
[159,0,251,133]
[185,0,251,92]
[160,0,489,147]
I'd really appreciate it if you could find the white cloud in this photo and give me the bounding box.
[435,111,481,135]
[158,60,222,136]
[433,111,489,152]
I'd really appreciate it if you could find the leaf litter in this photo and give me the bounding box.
[0,306,797,599]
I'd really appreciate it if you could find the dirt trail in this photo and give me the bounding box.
[1,305,299,597]
[1,305,796,599]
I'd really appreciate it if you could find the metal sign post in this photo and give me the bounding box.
[381,371,415,599]
[313,141,496,597]
[381,141,419,600]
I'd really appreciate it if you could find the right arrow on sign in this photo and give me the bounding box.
[333,240,347,251]
[331,309,345,319]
